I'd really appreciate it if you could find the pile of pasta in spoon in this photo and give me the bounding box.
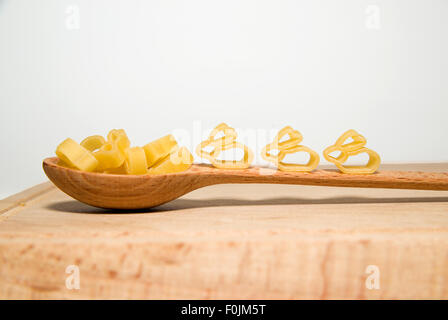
[55,129,193,175]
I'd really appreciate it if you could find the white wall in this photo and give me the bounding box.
[1,0,447,198]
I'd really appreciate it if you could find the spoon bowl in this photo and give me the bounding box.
[43,157,448,209]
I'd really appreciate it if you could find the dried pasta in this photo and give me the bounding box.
[55,126,381,176]
[323,129,380,174]
[93,142,126,171]
[149,147,194,174]
[196,123,253,169]
[56,138,99,172]
[80,135,106,152]
[56,129,193,175]
[143,134,178,167]
[124,147,148,175]
[261,126,319,172]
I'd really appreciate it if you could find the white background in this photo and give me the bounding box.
[0,0,447,199]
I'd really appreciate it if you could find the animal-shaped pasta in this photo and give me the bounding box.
[261,126,320,172]
[196,123,253,169]
[323,129,381,174]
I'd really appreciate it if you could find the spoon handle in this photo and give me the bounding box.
[198,166,448,191]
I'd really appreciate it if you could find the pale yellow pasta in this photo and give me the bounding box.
[93,142,125,171]
[56,129,194,175]
[124,147,148,175]
[80,135,106,152]
[143,134,178,167]
[56,138,98,172]
[149,147,193,174]
[196,123,253,169]
[261,126,319,172]
[323,129,381,174]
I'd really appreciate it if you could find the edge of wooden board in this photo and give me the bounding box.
[0,182,55,216]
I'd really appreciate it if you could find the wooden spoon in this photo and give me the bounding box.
[43,157,448,209]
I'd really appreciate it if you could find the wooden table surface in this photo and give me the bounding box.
[1,163,448,299]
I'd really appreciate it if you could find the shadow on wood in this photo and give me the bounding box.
[46,195,448,214]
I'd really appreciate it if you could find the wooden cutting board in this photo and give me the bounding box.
[1,163,448,299]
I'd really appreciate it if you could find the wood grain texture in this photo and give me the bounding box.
[1,163,448,299]
[43,157,448,209]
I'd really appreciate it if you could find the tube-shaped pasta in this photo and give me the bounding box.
[93,142,125,171]
[56,138,98,172]
[91,129,130,171]
[143,134,178,168]
[323,129,381,174]
[124,147,148,175]
[149,147,193,174]
[80,135,106,152]
[107,129,130,154]
[261,126,319,172]
[55,129,194,175]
